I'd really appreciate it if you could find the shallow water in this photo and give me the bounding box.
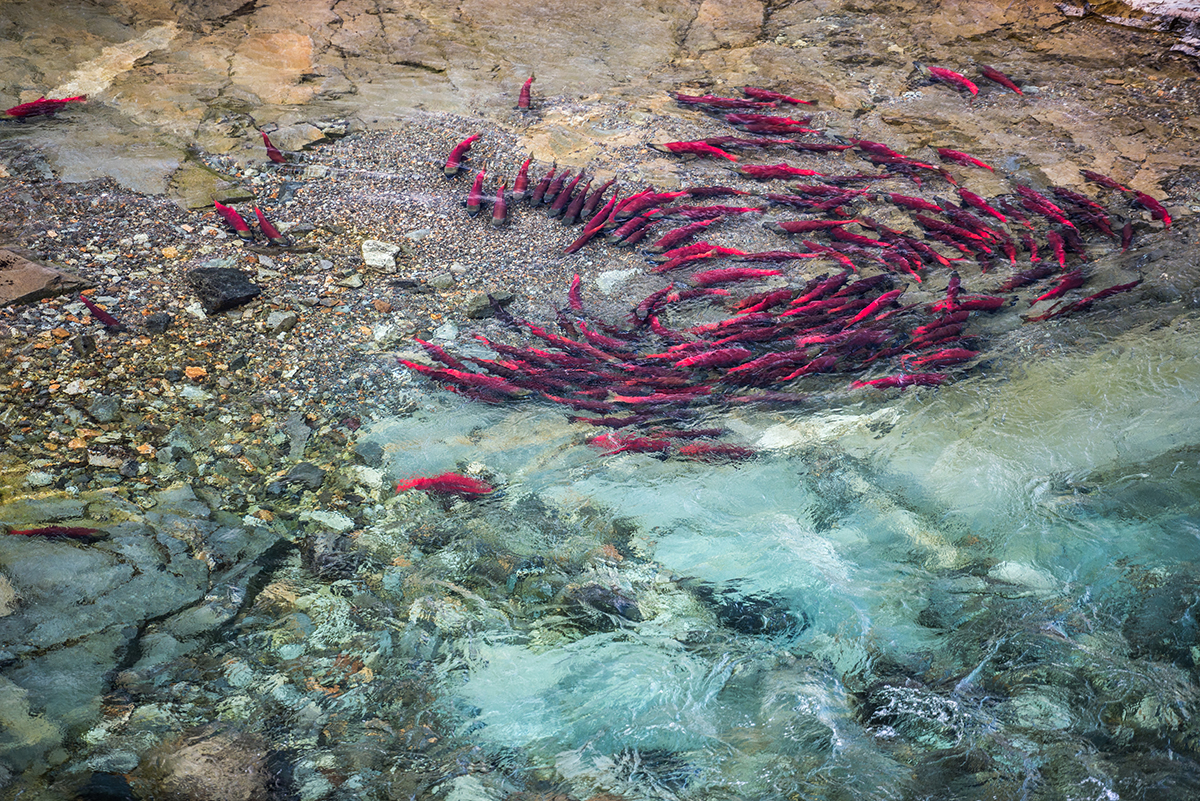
[5,0,1200,798]
[348,305,1200,799]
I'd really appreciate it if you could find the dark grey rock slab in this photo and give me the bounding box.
[186,267,261,314]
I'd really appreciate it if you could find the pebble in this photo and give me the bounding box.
[361,239,400,270]
[266,310,299,334]
[143,312,173,334]
[427,272,455,289]
[24,471,54,488]
[286,462,327,490]
[87,396,121,423]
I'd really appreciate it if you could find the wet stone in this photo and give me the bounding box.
[266,310,299,334]
[465,289,514,319]
[87,395,121,424]
[361,239,401,270]
[138,727,288,801]
[427,272,455,290]
[74,772,138,801]
[354,439,384,467]
[561,582,643,632]
[302,530,362,580]
[71,334,97,357]
[186,268,262,315]
[144,312,173,335]
[286,461,327,490]
[0,247,92,306]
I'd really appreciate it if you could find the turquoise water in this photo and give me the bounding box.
[361,310,1200,799]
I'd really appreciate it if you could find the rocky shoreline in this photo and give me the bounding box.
[3,0,1200,798]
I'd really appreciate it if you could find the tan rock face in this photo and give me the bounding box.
[229,31,317,105]
[684,0,765,53]
[0,0,1197,208]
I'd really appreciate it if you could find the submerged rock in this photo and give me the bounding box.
[137,726,290,801]
[0,247,91,307]
[688,581,809,637]
[561,582,643,631]
[186,268,262,314]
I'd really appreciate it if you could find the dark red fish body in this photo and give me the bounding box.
[669,91,777,110]
[646,218,720,253]
[542,169,572,206]
[562,179,593,224]
[1029,270,1085,306]
[491,182,508,227]
[883,192,942,213]
[396,472,494,497]
[954,294,1007,312]
[4,95,86,120]
[725,112,813,127]
[564,192,622,254]
[742,86,811,105]
[548,171,585,218]
[1121,221,1133,252]
[677,442,757,462]
[739,163,823,180]
[1081,170,1129,192]
[936,148,993,171]
[789,142,854,153]
[830,227,887,248]
[1131,190,1171,228]
[608,210,663,244]
[674,347,754,369]
[6,525,103,541]
[843,287,906,327]
[851,139,905,158]
[690,267,782,287]
[530,163,557,205]
[979,65,1022,95]
[214,200,253,240]
[901,348,979,369]
[614,190,688,220]
[682,185,749,199]
[997,264,1054,291]
[253,206,288,245]
[649,141,739,161]
[512,156,533,202]
[414,338,469,371]
[261,131,286,163]
[922,64,979,96]
[580,179,616,219]
[734,251,819,264]
[1014,185,1075,229]
[465,167,487,217]
[634,283,676,322]
[704,135,800,150]
[79,295,122,329]
[1045,230,1067,271]
[957,188,1007,224]
[444,134,480,177]
[1024,280,1141,322]
[517,75,534,109]
[669,205,763,221]
[652,250,722,274]
[852,373,947,390]
[766,219,855,235]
